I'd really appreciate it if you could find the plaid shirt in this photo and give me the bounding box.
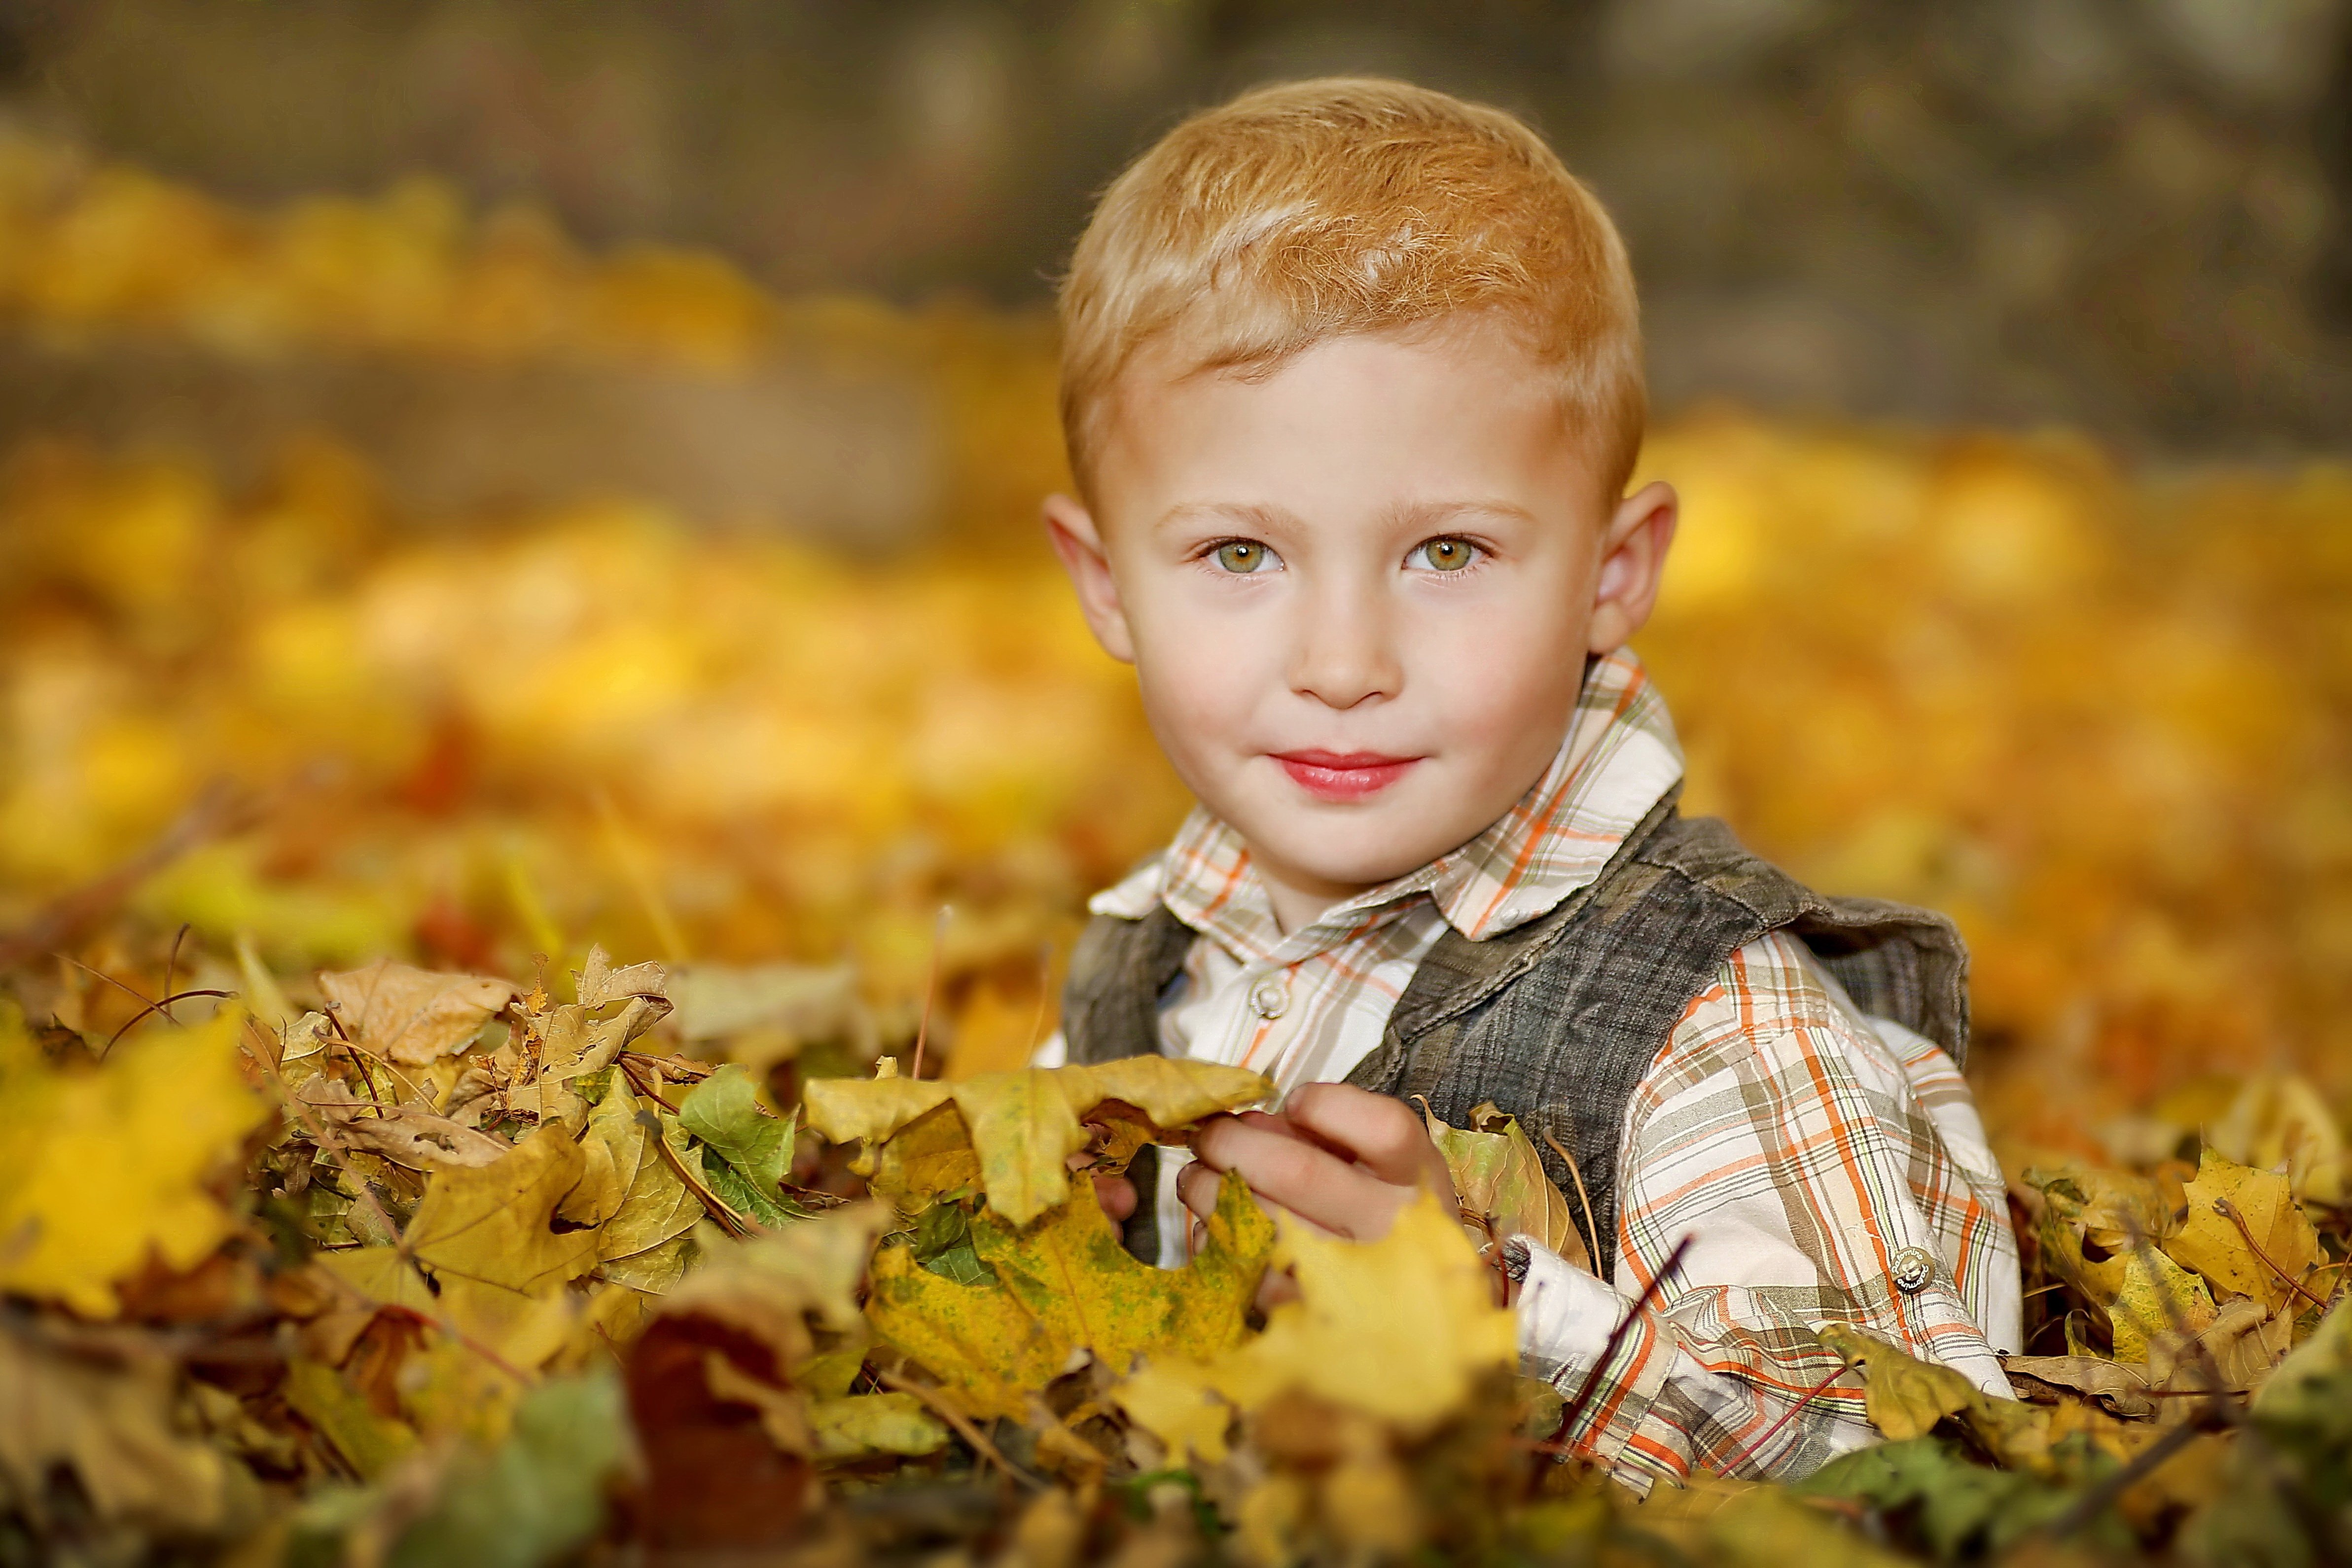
[1039,650,2022,1489]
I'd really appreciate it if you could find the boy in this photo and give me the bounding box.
[1032,78,2021,1491]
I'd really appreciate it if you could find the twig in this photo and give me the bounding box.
[100,988,232,1058]
[636,1109,752,1237]
[1530,1234,1693,1493]
[2045,1219,2249,1542]
[1024,940,1053,1058]
[1541,1128,1604,1272]
[617,1054,683,1113]
[876,1369,1043,1489]
[910,905,949,1081]
[160,923,190,1024]
[1716,1360,1853,1476]
[2216,1198,2332,1312]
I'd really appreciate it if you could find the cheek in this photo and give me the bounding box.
[1130,611,1273,764]
[1409,599,1588,748]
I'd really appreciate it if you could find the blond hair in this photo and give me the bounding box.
[1058,77,1644,502]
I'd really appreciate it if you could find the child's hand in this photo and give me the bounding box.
[1176,1083,1459,1244]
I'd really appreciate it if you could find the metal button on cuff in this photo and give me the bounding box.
[1890,1245,1937,1293]
[1248,977,1288,1020]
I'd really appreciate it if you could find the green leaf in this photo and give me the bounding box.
[678,1063,793,1193]
[387,1371,632,1568]
[913,1200,997,1286]
[1797,1437,2095,1563]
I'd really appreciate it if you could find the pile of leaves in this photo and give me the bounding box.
[4,136,2352,1564]
[5,940,2352,1565]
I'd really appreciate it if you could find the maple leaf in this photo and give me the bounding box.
[509,979,670,1135]
[283,1358,420,1479]
[575,1079,701,1283]
[0,1318,235,1532]
[656,1204,893,1374]
[318,959,517,1066]
[1191,1188,1518,1434]
[805,1059,1269,1225]
[869,1172,1274,1421]
[405,1126,601,1301]
[1425,1100,1590,1269]
[2108,1242,2217,1362]
[2166,1149,2320,1308]
[296,1077,511,1170]
[677,1062,803,1227]
[0,1005,267,1318]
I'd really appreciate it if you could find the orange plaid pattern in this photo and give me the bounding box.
[1048,649,2022,1489]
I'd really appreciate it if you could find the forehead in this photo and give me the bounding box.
[1092,321,1587,521]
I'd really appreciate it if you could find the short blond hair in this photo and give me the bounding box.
[1058,77,1644,502]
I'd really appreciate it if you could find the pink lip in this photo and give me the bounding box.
[1272,750,1421,802]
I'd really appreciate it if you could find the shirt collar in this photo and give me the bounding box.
[1091,650,1685,958]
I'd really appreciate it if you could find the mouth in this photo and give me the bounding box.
[1270,749,1422,803]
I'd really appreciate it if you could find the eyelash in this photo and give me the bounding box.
[1192,535,1493,575]
[1404,536,1487,574]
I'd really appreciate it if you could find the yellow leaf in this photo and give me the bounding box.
[0,1007,267,1318]
[802,1075,952,1146]
[317,959,516,1066]
[956,1069,1090,1226]
[870,1174,1273,1422]
[1067,1056,1273,1133]
[1114,1358,1235,1464]
[282,1359,419,1479]
[862,1100,984,1212]
[0,1319,233,1532]
[1201,1189,1517,1433]
[405,1127,599,1303]
[809,1391,952,1460]
[316,1247,435,1314]
[2166,1149,2319,1308]
[1425,1101,1589,1269]
[583,1084,702,1271]
[867,1237,1066,1421]
[806,1060,1269,1227]
[2110,1245,2216,1362]
[1816,1323,1980,1440]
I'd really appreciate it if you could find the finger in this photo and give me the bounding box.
[1092,1172,1137,1221]
[1255,1265,1301,1312]
[1285,1082,1455,1194]
[1189,1114,1398,1235]
[1176,1157,1222,1222]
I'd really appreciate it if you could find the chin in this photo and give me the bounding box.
[1255,820,1445,891]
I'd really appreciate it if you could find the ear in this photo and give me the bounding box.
[1585,480,1678,654]
[1042,493,1137,663]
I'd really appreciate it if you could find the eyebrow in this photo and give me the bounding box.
[1151,498,1540,535]
[1151,500,1301,535]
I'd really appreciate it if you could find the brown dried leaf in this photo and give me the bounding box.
[319,959,516,1067]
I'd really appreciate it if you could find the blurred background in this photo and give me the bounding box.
[0,0,2348,1168]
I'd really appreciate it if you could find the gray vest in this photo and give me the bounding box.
[1058,791,1969,1278]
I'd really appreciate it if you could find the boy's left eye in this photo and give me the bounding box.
[1407,537,1480,572]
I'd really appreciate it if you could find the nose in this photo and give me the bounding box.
[1286,574,1401,710]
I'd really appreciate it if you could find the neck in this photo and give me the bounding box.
[1253,857,1376,936]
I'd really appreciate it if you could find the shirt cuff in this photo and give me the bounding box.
[1507,1237,1680,1482]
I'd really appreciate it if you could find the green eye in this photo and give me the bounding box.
[1214,540,1270,573]
[1418,537,1476,572]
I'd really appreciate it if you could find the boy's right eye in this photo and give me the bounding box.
[1211,540,1281,574]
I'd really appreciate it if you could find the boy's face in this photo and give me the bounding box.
[1046,319,1676,930]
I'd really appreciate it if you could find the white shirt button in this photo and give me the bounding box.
[1248,976,1288,1020]
[1890,1245,1937,1293]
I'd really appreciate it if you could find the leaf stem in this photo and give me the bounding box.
[2214,1198,2331,1312]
